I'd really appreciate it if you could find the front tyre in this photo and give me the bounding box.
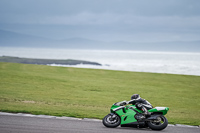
[147,115,168,130]
[103,114,121,128]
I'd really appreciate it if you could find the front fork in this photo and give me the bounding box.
[109,113,117,120]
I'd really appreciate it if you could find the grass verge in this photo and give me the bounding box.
[0,62,199,125]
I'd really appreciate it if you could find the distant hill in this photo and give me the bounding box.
[0,30,57,47]
[0,29,199,52]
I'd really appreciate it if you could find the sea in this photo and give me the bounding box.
[0,47,200,76]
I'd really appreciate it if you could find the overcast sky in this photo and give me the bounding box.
[0,0,200,42]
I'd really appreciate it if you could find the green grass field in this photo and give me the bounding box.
[0,62,200,125]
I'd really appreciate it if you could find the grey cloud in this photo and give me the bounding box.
[0,0,200,42]
[1,0,200,16]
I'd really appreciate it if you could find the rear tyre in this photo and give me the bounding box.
[147,115,168,130]
[103,114,121,128]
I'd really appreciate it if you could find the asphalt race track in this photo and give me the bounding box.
[0,113,199,133]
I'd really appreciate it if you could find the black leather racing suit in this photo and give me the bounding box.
[127,98,153,114]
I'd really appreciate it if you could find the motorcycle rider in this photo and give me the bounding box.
[124,94,153,116]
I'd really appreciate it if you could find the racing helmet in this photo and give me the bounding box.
[131,94,140,100]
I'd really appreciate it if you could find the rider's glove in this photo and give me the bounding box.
[120,102,127,106]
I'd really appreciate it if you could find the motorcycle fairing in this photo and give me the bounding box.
[114,106,138,124]
[111,105,141,125]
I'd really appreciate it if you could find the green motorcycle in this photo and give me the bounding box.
[103,101,169,130]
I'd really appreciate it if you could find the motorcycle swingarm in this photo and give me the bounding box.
[146,114,162,121]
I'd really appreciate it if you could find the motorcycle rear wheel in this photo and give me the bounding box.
[103,114,121,128]
[147,115,168,130]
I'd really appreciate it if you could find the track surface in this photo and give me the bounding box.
[0,114,199,133]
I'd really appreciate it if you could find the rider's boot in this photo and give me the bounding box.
[141,107,151,117]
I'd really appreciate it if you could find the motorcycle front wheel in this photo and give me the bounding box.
[147,115,168,130]
[102,114,121,128]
